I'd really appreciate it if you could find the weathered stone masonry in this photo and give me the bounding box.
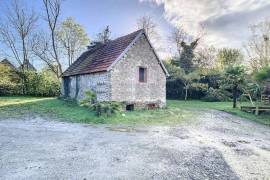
[110,35,166,107]
[61,72,111,102]
[61,30,167,108]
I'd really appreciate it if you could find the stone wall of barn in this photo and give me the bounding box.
[61,72,111,102]
[110,34,166,107]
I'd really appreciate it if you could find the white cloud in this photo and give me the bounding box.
[140,0,270,49]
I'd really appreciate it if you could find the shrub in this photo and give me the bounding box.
[202,87,230,102]
[0,65,60,97]
[0,64,21,95]
[254,67,270,82]
[80,90,97,106]
[23,70,60,97]
[81,91,122,116]
[38,69,61,96]
[92,102,122,117]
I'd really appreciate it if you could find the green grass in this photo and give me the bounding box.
[0,96,269,125]
[169,100,270,126]
[0,96,195,125]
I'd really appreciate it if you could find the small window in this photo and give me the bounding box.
[139,67,147,82]
[147,103,157,110]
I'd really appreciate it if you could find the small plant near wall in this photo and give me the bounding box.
[80,90,122,117]
[80,90,97,106]
[92,102,122,117]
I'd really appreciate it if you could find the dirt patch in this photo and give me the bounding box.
[237,140,250,144]
[149,146,239,180]
[234,148,258,156]
[168,127,190,139]
[107,126,148,133]
[222,140,238,148]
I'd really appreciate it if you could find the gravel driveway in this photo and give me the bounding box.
[0,110,270,180]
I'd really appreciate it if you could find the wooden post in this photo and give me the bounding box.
[255,106,259,116]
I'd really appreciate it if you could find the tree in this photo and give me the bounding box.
[169,26,200,73]
[245,19,270,71]
[195,46,218,72]
[32,0,63,78]
[169,26,187,57]
[57,17,89,66]
[217,48,243,70]
[221,66,246,108]
[96,26,111,43]
[0,0,38,71]
[179,38,200,73]
[180,70,200,101]
[254,66,270,82]
[137,15,159,39]
[164,60,200,100]
[242,82,260,106]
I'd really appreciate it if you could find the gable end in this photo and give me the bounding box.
[107,30,169,77]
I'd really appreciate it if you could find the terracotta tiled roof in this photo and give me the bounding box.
[62,29,144,77]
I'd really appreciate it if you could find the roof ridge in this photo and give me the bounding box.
[62,29,145,77]
[111,29,143,42]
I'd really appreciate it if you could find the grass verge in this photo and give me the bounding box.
[0,96,269,125]
[169,100,270,126]
[0,96,195,125]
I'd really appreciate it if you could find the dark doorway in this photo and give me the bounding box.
[126,104,134,111]
[63,77,70,97]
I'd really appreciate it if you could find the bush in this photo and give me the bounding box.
[0,66,60,97]
[166,79,207,100]
[37,70,61,96]
[254,67,270,82]
[202,87,231,102]
[92,101,122,117]
[81,91,122,117]
[0,64,21,95]
[23,70,60,97]
[80,90,97,106]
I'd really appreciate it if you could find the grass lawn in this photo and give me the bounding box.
[0,96,269,125]
[169,100,270,126]
[0,96,195,125]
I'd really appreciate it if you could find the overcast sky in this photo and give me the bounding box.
[142,0,270,56]
[1,0,270,62]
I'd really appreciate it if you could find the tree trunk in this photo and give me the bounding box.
[185,86,188,101]
[22,37,28,70]
[233,86,237,108]
[51,31,62,78]
[247,93,254,106]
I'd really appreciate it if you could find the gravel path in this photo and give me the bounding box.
[0,110,269,180]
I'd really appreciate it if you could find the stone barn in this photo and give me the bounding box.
[61,29,169,109]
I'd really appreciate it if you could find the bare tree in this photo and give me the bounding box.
[0,0,37,71]
[32,32,59,75]
[32,0,63,78]
[96,26,111,44]
[169,26,187,56]
[137,15,158,38]
[245,18,270,71]
[195,46,217,70]
[137,15,163,53]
